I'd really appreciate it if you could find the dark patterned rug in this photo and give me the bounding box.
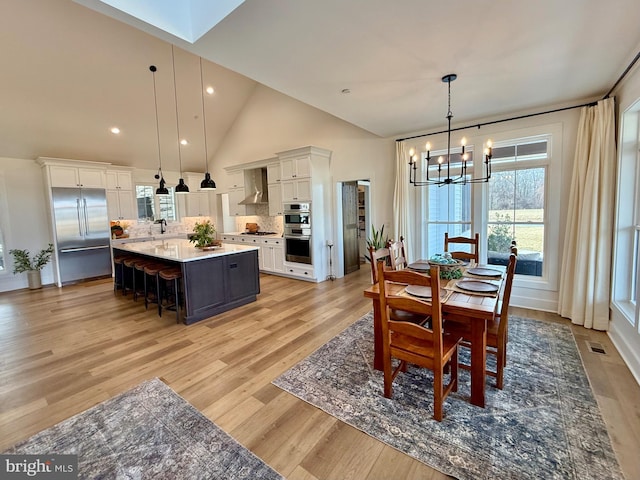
[273,313,623,480]
[4,378,283,480]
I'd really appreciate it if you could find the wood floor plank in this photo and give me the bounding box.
[0,270,638,480]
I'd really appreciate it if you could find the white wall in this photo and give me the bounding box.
[208,83,395,253]
[0,157,55,292]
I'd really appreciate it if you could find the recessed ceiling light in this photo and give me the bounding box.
[206,86,214,95]
[110,127,121,134]
[180,139,188,145]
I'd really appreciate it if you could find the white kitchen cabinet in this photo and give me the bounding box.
[228,187,247,216]
[267,162,281,184]
[283,261,315,280]
[105,170,133,190]
[105,169,135,220]
[106,189,136,221]
[268,183,283,216]
[281,178,312,202]
[261,238,284,273]
[280,155,311,180]
[49,165,105,188]
[228,170,245,189]
[185,192,211,217]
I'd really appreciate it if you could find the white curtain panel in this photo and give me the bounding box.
[558,97,616,330]
[393,142,415,262]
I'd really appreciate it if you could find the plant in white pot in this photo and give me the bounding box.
[9,243,54,289]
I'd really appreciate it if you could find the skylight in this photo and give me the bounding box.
[77,0,244,43]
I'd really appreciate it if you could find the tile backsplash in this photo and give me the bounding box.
[112,214,282,239]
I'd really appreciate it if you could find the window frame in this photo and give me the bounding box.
[412,122,562,293]
[135,184,177,222]
[612,102,640,328]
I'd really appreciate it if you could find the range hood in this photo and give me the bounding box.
[239,168,269,205]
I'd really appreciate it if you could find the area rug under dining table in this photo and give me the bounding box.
[3,378,283,479]
[273,312,623,480]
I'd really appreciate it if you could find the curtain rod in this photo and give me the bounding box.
[604,50,640,99]
[395,101,596,143]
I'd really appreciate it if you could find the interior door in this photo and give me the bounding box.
[342,181,360,274]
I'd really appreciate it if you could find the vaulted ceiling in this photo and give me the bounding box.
[2,0,640,172]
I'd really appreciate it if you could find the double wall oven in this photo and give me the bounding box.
[284,202,312,264]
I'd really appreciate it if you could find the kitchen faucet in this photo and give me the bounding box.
[155,218,167,234]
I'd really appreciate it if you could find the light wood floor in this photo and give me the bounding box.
[1,269,639,480]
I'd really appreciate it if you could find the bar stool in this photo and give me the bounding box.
[133,259,156,301]
[122,257,138,296]
[158,266,183,323]
[143,261,166,314]
[113,255,132,294]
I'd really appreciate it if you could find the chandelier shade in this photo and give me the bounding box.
[409,74,492,186]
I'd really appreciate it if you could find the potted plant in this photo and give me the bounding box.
[189,220,219,249]
[365,224,388,263]
[9,243,54,289]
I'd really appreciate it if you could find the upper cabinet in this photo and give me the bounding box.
[105,168,135,220]
[228,170,245,189]
[106,170,133,190]
[280,155,311,180]
[267,162,281,184]
[48,165,106,189]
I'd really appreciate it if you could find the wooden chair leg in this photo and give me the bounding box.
[451,350,458,393]
[433,367,444,422]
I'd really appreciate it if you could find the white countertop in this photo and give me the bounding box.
[113,238,259,263]
[222,232,283,238]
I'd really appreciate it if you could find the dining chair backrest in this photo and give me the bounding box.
[510,240,518,256]
[497,252,517,337]
[444,232,479,263]
[387,236,408,270]
[368,245,390,284]
[377,261,444,358]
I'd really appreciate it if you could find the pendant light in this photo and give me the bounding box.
[172,46,189,194]
[199,57,216,190]
[150,65,169,195]
[408,74,492,186]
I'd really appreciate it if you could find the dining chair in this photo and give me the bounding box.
[387,236,408,270]
[368,245,390,284]
[444,253,517,389]
[444,232,480,263]
[369,244,429,326]
[377,261,462,421]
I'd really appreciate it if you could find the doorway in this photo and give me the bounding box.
[341,180,370,276]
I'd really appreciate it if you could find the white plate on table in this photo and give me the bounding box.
[466,267,502,277]
[455,280,499,293]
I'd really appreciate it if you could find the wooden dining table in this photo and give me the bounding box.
[363,262,505,408]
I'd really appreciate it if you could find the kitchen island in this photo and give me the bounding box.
[113,238,259,325]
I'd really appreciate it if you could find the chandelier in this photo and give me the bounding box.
[409,74,492,186]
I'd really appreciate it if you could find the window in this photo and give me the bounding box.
[487,139,548,277]
[136,185,176,221]
[415,123,561,293]
[612,103,640,327]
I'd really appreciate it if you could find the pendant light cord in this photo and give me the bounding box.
[199,57,209,170]
[150,65,163,174]
[171,46,184,177]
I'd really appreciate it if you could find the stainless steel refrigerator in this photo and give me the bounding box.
[51,187,112,284]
